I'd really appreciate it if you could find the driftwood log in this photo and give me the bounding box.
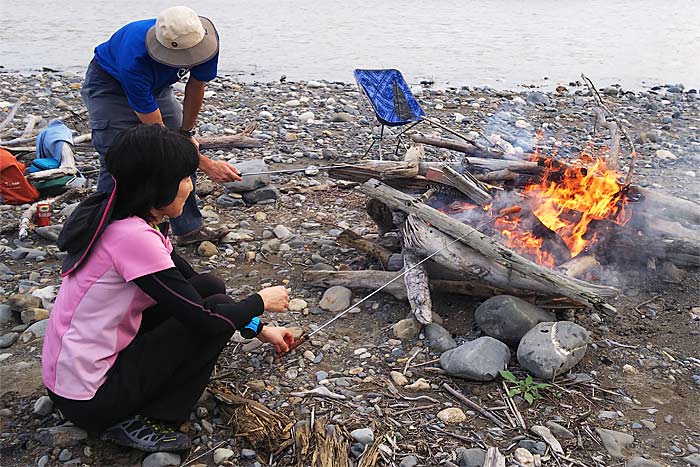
[411,133,503,159]
[401,215,618,299]
[304,270,584,308]
[360,178,618,314]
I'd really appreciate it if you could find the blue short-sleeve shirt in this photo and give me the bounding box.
[94,19,218,114]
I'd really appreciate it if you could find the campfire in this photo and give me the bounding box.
[308,136,699,323]
[438,148,633,269]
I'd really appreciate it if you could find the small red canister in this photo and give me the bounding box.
[36,202,51,227]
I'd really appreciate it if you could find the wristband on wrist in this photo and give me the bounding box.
[239,317,264,339]
[179,127,196,138]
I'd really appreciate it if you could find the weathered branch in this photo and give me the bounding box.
[336,230,392,268]
[360,179,618,314]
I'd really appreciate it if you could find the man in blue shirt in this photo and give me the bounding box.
[81,6,241,244]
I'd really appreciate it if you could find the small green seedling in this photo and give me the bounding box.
[499,370,551,404]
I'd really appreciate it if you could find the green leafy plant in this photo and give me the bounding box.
[499,370,551,404]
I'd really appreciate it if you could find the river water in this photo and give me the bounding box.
[1,0,699,89]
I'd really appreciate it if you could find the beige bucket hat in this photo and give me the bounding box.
[145,6,219,67]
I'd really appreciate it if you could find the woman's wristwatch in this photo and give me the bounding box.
[179,127,196,138]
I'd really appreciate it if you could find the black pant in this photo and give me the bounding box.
[48,273,232,434]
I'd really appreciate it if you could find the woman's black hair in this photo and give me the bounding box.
[106,125,199,222]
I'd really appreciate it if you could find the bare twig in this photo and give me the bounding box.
[442,383,508,429]
[0,97,27,131]
[580,73,638,185]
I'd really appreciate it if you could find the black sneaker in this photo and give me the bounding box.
[100,415,191,452]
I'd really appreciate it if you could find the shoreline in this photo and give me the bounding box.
[0,70,699,467]
[1,67,698,94]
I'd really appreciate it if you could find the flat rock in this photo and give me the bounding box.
[0,332,19,348]
[351,427,374,445]
[424,323,456,352]
[287,298,308,312]
[595,428,634,459]
[8,293,42,311]
[625,457,665,467]
[390,371,408,386]
[213,448,234,464]
[142,452,181,467]
[197,241,218,257]
[392,318,421,339]
[684,454,700,467]
[0,304,14,324]
[273,224,292,240]
[517,321,589,379]
[440,337,510,381]
[33,395,54,416]
[225,160,271,192]
[35,426,88,447]
[405,378,430,390]
[399,455,418,467]
[0,361,43,396]
[20,319,49,343]
[546,421,575,439]
[21,308,50,324]
[242,185,280,204]
[437,407,466,424]
[456,447,486,467]
[475,295,555,347]
[319,286,352,312]
[514,448,535,467]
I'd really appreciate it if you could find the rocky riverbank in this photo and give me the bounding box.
[1,71,699,467]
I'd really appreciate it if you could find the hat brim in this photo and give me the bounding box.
[146,16,219,68]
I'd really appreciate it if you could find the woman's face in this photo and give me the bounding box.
[158,176,193,220]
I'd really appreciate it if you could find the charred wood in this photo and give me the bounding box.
[360,179,618,314]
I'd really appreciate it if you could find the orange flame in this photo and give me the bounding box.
[495,214,556,267]
[525,155,630,258]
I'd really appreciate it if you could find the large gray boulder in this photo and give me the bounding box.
[440,337,510,381]
[224,160,271,193]
[475,295,555,347]
[517,322,589,379]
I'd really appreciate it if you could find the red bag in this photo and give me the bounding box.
[0,148,39,204]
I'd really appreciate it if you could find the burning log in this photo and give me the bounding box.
[360,179,618,314]
[401,215,616,299]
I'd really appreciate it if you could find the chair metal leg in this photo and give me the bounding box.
[363,138,377,159]
[378,125,384,161]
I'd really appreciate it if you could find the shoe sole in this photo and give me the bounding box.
[101,433,191,452]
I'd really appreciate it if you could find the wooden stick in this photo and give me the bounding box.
[21,115,42,139]
[303,269,583,305]
[198,133,261,150]
[555,255,599,279]
[442,383,508,429]
[442,165,493,205]
[483,447,506,467]
[360,179,618,314]
[580,74,638,184]
[336,229,392,268]
[592,107,620,167]
[0,97,27,131]
[411,133,502,159]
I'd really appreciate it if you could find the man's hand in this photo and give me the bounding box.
[258,326,294,354]
[199,157,242,183]
[257,286,289,312]
[188,135,200,151]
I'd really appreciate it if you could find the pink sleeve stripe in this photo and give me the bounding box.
[152,276,236,330]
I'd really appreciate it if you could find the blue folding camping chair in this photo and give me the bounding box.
[354,69,428,158]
